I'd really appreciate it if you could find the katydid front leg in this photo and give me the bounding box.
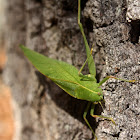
[83,102,98,140]
[90,103,116,125]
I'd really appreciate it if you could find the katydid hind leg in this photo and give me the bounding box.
[78,0,96,76]
[79,73,96,81]
[90,103,116,125]
[83,102,97,140]
[78,48,93,76]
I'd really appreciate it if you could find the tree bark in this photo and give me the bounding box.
[3,0,140,140]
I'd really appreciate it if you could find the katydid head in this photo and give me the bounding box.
[97,91,103,101]
[75,85,104,102]
[90,91,103,102]
[91,86,104,102]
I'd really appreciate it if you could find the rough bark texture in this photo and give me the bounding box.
[2,0,140,140]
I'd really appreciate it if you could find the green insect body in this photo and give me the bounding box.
[20,45,103,103]
[20,0,135,139]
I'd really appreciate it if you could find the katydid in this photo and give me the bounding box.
[20,0,135,139]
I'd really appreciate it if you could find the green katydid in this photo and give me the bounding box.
[20,0,135,139]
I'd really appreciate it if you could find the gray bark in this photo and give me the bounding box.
[2,0,140,140]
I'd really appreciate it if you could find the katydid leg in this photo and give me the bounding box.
[79,73,96,81]
[78,48,93,75]
[90,103,116,125]
[98,76,135,87]
[83,102,97,140]
[78,0,96,76]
